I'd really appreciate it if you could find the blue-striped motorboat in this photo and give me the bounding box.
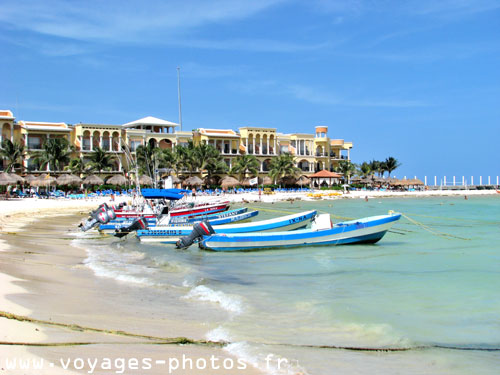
[137,210,317,243]
[199,212,401,251]
[99,207,249,232]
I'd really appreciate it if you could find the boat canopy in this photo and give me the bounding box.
[141,189,184,200]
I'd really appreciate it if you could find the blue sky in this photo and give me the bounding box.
[1,0,499,180]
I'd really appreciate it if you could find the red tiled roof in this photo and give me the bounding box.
[309,170,342,178]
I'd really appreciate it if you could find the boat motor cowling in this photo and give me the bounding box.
[79,203,116,231]
[176,221,215,249]
[113,217,149,238]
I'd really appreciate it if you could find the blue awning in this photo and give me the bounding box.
[141,189,184,200]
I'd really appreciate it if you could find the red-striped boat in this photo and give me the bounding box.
[114,201,230,219]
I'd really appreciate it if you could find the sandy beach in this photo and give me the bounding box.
[0,190,498,374]
[0,198,265,375]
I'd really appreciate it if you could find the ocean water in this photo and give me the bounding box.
[75,196,500,374]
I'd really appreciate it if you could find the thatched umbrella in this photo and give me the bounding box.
[8,173,25,184]
[30,173,57,186]
[408,178,424,186]
[0,173,16,185]
[386,178,400,186]
[138,175,154,185]
[280,176,297,186]
[24,175,37,184]
[183,176,203,186]
[106,174,128,186]
[30,173,57,187]
[82,175,104,185]
[221,176,239,188]
[171,176,181,184]
[56,174,82,186]
[296,175,311,186]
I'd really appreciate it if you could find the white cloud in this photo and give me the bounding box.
[0,0,286,42]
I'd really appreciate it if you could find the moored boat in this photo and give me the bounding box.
[99,208,257,233]
[137,210,317,244]
[199,212,401,251]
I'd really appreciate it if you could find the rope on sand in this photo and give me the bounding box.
[1,311,498,352]
[0,310,221,347]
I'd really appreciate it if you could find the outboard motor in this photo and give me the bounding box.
[113,202,126,210]
[79,203,117,231]
[113,217,148,238]
[176,221,215,249]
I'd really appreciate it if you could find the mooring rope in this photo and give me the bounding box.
[400,213,471,241]
[1,311,498,352]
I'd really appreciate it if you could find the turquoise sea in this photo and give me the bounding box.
[75,196,500,374]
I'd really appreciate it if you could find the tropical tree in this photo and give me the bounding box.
[230,154,259,181]
[33,138,73,171]
[359,162,372,178]
[268,153,300,184]
[335,160,357,183]
[65,157,89,175]
[205,157,228,181]
[135,143,161,177]
[173,141,198,175]
[88,147,114,173]
[369,159,385,178]
[0,139,25,172]
[384,156,401,177]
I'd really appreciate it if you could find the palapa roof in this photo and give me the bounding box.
[183,176,203,186]
[0,173,16,185]
[220,176,239,188]
[8,173,25,183]
[309,170,343,178]
[106,175,128,185]
[30,174,57,186]
[138,175,154,185]
[82,175,104,185]
[56,174,82,185]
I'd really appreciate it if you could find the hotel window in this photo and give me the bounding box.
[280,145,289,153]
[130,140,142,151]
[28,136,42,150]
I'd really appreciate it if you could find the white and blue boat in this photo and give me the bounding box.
[137,210,317,243]
[99,207,250,232]
[199,212,401,251]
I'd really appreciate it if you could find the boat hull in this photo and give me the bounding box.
[137,210,317,244]
[199,213,401,251]
[99,207,249,232]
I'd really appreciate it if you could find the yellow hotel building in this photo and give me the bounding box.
[1,110,353,177]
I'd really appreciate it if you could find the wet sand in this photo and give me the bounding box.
[0,209,262,375]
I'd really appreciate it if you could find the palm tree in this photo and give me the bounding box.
[0,139,25,172]
[196,143,219,172]
[268,153,300,184]
[335,160,357,183]
[173,141,198,176]
[65,157,88,175]
[369,160,384,178]
[158,148,178,177]
[33,138,73,171]
[230,154,260,181]
[384,156,401,177]
[205,158,228,181]
[135,143,160,177]
[88,147,114,173]
[196,144,228,180]
[359,162,372,178]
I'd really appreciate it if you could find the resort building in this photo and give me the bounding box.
[0,109,353,178]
